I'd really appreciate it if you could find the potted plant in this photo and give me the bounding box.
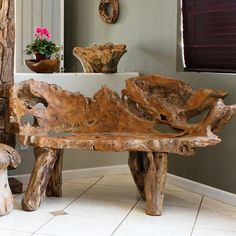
[24,27,61,73]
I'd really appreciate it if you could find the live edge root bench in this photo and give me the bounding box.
[9,75,236,216]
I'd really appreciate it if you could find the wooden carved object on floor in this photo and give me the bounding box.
[0,0,15,146]
[8,177,23,194]
[0,144,20,215]
[99,0,119,24]
[73,43,127,73]
[9,75,236,215]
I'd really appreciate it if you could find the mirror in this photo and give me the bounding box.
[15,0,64,73]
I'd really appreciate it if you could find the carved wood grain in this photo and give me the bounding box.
[10,74,236,215]
[128,152,146,200]
[22,147,61,211]
[0,144,20,215]
[99,0,119,24]
[73,43,127,73]
[0,0,15,146]
[144,152,167,216]
[46,149,63,197]
[10,75,236,155]
[129,152,167,216]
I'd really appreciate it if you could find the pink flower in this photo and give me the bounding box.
[35,27,43,34]
[42,27,49,35]
[46,33,52,40]
[34,27,52,40]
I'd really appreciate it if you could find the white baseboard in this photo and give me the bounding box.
[11,165,130,185]
[167,174,236,207]
[11,165,236,206]
[62,165,130,180]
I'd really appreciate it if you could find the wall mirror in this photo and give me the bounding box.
[15,0,64,73]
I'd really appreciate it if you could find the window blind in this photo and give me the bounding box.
[182,0,236,73]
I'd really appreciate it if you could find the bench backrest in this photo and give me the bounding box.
[10,75,236,138]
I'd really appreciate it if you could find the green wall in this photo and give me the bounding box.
[63,0,236,193]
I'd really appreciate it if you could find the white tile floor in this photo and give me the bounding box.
[1,174,236,236]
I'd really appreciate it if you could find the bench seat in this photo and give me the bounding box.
[19,132,220,153]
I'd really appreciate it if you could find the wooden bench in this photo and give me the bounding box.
[9,75,236,215]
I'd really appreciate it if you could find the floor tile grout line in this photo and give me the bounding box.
[30,176,105,236]
[110,196,141,236]
[30,216,55,236]
[62,175,105,211]
[190,195,204,236]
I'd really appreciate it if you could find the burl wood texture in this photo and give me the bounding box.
[22,147,61,211]
[129,152,167,216]
[9,74,236,214]
[73,43,127,73]
[0,0,15,146]
[25,58,60,73]
[46,149,63,197]
[99,0,119,24]
[0,144,20,215]
[10,75,236,155]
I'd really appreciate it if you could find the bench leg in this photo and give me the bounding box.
[129,152,168,216]
[145,152,168,216]
[128,152,146,200]
[22,147,61,211]
[46,150,64,197]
